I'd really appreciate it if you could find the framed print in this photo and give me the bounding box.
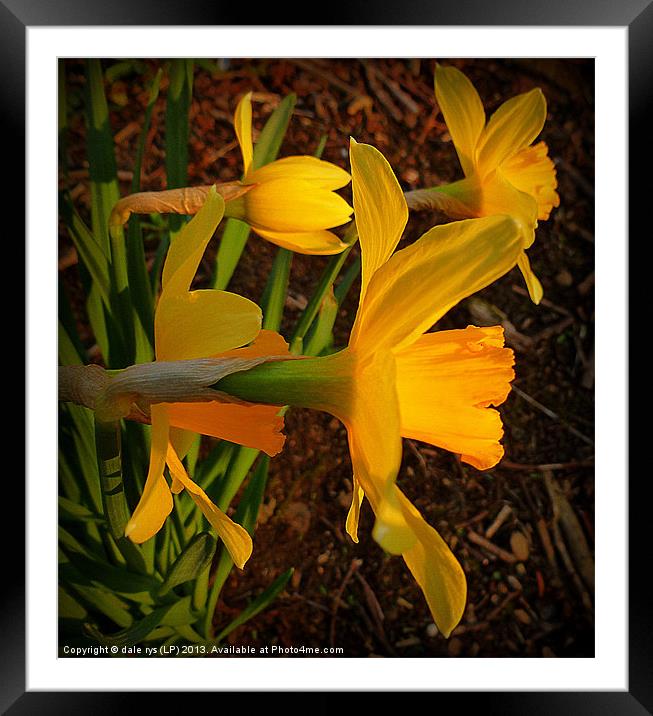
[7,1,643,712]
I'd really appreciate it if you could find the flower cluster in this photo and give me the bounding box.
[96,65,559,637]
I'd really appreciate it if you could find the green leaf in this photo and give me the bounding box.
[85,282,113,365]
[165,59,194,237]
[126,67,163,364]
[85,58,131,367]
[84,597,197,649]
[59,585,88,621]
[84,59,120,255]
[59,404,103,514]
[68,581,133,629]
[104,59,147,83]
[174,624,205,643]
[143,626,175,642]
[214,568,293,643]
[58,317,85,368]
[303,287,338,357]
[194,441,234,493]
[84,603,172,647]
[59,496,103,524]
[260,249,293,332]
[159,596,197,626]
[159,532,217,596]
[289,233,356,355]
[59,448,82,503]
[214,447,259,512]
[183,434,201,480]
[252,93,297,169]
[58,526,96,560]
[334,254,361,305]
[59,194,111,308]
[233,455,271,535]
[202,455,269,637]
[212,219,250,291]
[61,548,160,604]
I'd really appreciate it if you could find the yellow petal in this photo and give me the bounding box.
[165,443,253,569]
[247,156,351,190]
[397,488,467,637]
[501,141,560,221]
[234,92,254,178]
[349,138,408,304]
[351,215,521,354]
[168,428,197,495]
[217,328,290,359]
[476,88,547,177]
[395,326,514,470]
[342,350,415,554]
[252,227,348,255]
[517,251,544,304]
[242,178,352,233]
[166,401,285,457]
[125,405,173,543]
[164,330,288,456]
[169,426,197,460]
[345,476,365,543]
[155,289,262,361]
[434,64,486,178]
[161,187,225,296]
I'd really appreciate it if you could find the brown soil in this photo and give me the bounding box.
[60,57,595,658]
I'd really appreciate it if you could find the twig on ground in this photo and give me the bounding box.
[329,558,362,648]
[485,504,513,539]
[543,470,595,595]
[292,59,360,96]
[466,530,517,564]
[406,439,429,477]
[542,471,593,612]
[361,60,404,122]
[500,459,594,471]
[511,384,594,447]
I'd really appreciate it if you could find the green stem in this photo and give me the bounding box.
[215,350,353,413]
[94,418,130,540]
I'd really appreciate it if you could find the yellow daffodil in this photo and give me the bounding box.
[429,64,560,304]
[225,92,354,255]
[217,140,521,634]
[125,186,288,570]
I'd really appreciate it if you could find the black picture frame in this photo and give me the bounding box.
[8,1,642,712]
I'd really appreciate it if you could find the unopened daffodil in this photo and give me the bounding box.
[225,92,353,255]
[125,187,288,569]
[217,140,521,634]
[414,64,560,304]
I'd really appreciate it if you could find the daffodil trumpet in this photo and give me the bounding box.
[405,64,560,304]
[213,139,521,636]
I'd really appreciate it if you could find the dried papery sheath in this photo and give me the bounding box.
[59,354,292,423]
[109,182,254,227]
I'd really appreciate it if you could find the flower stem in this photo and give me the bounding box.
[215,350,354,415]
[93,417,130,540]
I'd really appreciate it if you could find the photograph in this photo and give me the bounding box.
[57,56,595,660]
